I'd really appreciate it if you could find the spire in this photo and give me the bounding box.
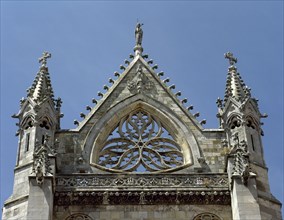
[223,52,251,104]
[134,22,144,56]
[27,52,55,103]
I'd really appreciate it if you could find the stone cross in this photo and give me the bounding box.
[224,52,237,66]
[39,51,51,67]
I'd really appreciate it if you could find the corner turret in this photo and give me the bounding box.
[218,52,280,220]
[3,52,61,219]
[13,52,61,167]
[217,52,265,166]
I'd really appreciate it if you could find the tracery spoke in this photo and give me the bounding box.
[100,138,135,152]
[112,147,139,170]
[141,147,172,171]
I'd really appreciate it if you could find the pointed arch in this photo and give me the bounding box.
[245,114,259,130]
[226,113,242,130]
[83,94,202,173]
[21,114,35,130]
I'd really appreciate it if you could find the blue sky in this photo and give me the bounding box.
[1,1,283,214]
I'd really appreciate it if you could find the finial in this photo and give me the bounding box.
[134,22,144,55]
[39,51,51,68]
[224,52,237,66]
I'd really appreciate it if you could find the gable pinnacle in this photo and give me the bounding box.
[134,22,144,56]
[224,52,237,66]
[39,51,51,68]
[27,52,55,103]
[223,52,251,104]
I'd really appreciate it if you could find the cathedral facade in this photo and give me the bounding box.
[2,24,282,220]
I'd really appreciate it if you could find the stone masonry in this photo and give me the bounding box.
[2,24,282,220]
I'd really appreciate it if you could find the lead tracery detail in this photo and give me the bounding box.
[97,110,184,172]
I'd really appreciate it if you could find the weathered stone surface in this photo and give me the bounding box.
[54,205,232,220]
[2,31,282,220]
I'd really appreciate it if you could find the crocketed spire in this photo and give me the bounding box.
[27,52,55,103]
[223,52,251,104]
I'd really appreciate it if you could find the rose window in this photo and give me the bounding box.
[96,110,184,172]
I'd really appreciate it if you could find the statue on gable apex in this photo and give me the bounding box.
[135,22,143,46]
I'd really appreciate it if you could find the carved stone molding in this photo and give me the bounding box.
[229,136,256,185]
[54,190,231,206]
[32,135,55,185]
[55,174,229,205]
[56,174,228,189]
[127,64,154,94]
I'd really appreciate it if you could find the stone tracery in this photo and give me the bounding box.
[97,109,184,172]
[65,213,93,220]
[193,213,221,220]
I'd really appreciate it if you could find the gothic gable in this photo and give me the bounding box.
[56,55,208,173]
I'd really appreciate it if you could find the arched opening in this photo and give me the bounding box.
[87,99,199,173]
[245,115,261,153]
[227,114,241,130]
[21,115,34,130]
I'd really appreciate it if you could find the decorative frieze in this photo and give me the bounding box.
[55,174,229,205]
[56,174,228,189]
[54,190,231,206]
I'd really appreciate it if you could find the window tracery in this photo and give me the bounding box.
[193,213,221,220]
[96,109,184,172]
[65,213,93,220]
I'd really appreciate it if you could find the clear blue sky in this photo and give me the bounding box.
[1,1,283,214]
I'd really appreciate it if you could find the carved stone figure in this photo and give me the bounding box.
[135,23,143,46]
